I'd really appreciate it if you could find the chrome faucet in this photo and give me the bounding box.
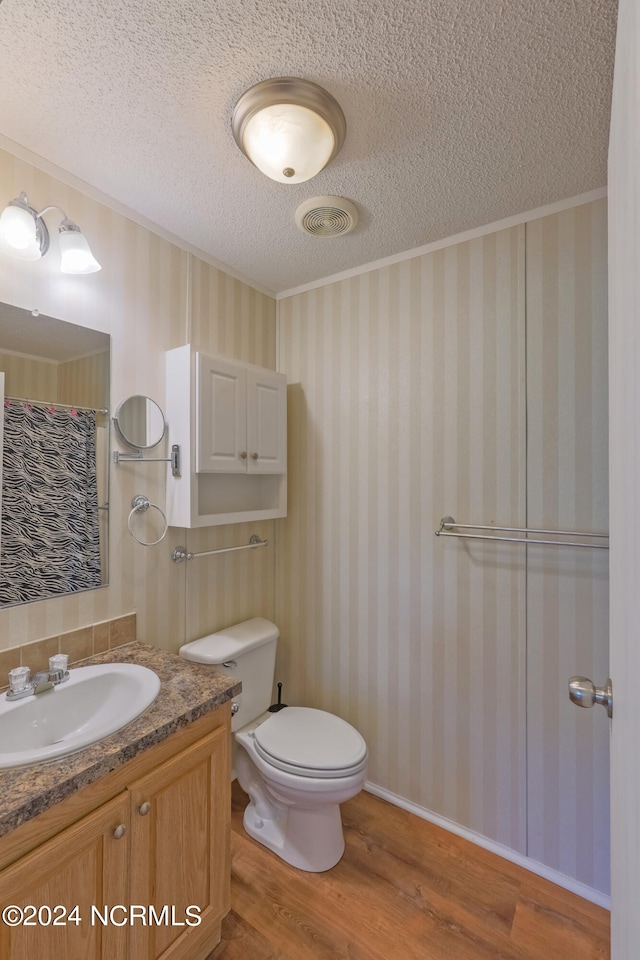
[6,655,70,701]
[31,669,67,696]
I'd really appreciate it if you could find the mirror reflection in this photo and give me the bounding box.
[113,395,165,449]
[0,304,110,606]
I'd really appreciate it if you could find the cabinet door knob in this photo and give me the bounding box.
[251,452,259,460]
[240,451,247,459]
[113,823,127,839]
[139,801,151,816]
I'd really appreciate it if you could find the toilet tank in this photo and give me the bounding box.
[179,617,279,731]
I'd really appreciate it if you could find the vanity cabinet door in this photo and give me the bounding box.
[0,792,130,960]
[128,724,230,960]
[196,353,248,473]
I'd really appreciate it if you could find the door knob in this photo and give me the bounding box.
[568,676,613,718]
[113,823,127,839]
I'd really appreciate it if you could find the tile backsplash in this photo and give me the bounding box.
[0,613,136,687]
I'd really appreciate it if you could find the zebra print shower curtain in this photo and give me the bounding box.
[0,400,101,604]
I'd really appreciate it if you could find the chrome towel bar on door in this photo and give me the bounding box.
[435,517,609,549]
[171,534,269,563]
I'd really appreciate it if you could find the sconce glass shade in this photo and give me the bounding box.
[0,194,99,274]
[0,196,49,261]
[58,221,101,274]
[232,78,346,184]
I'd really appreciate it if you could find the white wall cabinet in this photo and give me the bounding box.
[166,346,287,527]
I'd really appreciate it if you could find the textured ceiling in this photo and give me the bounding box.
[0,0,617,295]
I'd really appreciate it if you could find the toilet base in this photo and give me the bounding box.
[242,796,345,872]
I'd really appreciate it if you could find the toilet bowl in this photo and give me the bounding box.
[179,618,368,872]
[234,706,367,871]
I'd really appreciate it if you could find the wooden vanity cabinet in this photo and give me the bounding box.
[129,724,230,960]
[0,792,130,960]
[0,705,231,960]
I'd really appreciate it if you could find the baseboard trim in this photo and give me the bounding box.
[364,781,610,911]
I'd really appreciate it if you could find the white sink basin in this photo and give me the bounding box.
[0,663,161,768]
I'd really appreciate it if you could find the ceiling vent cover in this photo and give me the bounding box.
[295,196,358,238]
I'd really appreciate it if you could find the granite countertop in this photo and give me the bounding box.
[0,641,241,839]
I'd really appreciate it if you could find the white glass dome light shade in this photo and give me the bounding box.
[232,78,346,184]
[0,196,48,261]
[242,103,335,184]
[59,221,101,274]
[0,204,37,254]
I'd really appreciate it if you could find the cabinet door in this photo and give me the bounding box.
[0,792,129,960]
[246,366,287,474]
[196,353,247,473]
[128,724,230,960]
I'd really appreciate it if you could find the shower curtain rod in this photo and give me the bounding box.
[435,517,609,550]
[4,395,108,414]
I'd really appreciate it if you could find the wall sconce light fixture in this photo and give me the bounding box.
[232,77,346,184]
[0,192,101,274]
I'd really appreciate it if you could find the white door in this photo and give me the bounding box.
[607,1,640,956]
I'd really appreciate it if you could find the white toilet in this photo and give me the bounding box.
[179,617,368,872]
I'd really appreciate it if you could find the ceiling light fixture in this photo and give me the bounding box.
[232,77,346,184]
[0,192,101,274]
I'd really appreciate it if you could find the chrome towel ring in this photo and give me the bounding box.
[127,494,168,546]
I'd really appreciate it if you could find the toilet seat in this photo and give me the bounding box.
[252,706,368,779]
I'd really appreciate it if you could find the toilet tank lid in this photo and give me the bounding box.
[179,617,279,664]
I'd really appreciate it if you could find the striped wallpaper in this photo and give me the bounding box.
[276,199,609,893]
[183,254,277,642]
[0,146,276,655]
[0,349,110,412]
[0,351,58,402]
[58,350,110,410]
[277,226,528,855]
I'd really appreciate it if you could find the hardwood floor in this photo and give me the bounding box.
[210,782,610,960]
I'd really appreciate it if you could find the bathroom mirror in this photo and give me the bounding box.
[0,302,110,607]
[113,395,166,449]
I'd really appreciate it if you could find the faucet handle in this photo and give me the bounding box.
[8,666,30,695]
[46,654,70,686]
[49,654,68,673]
